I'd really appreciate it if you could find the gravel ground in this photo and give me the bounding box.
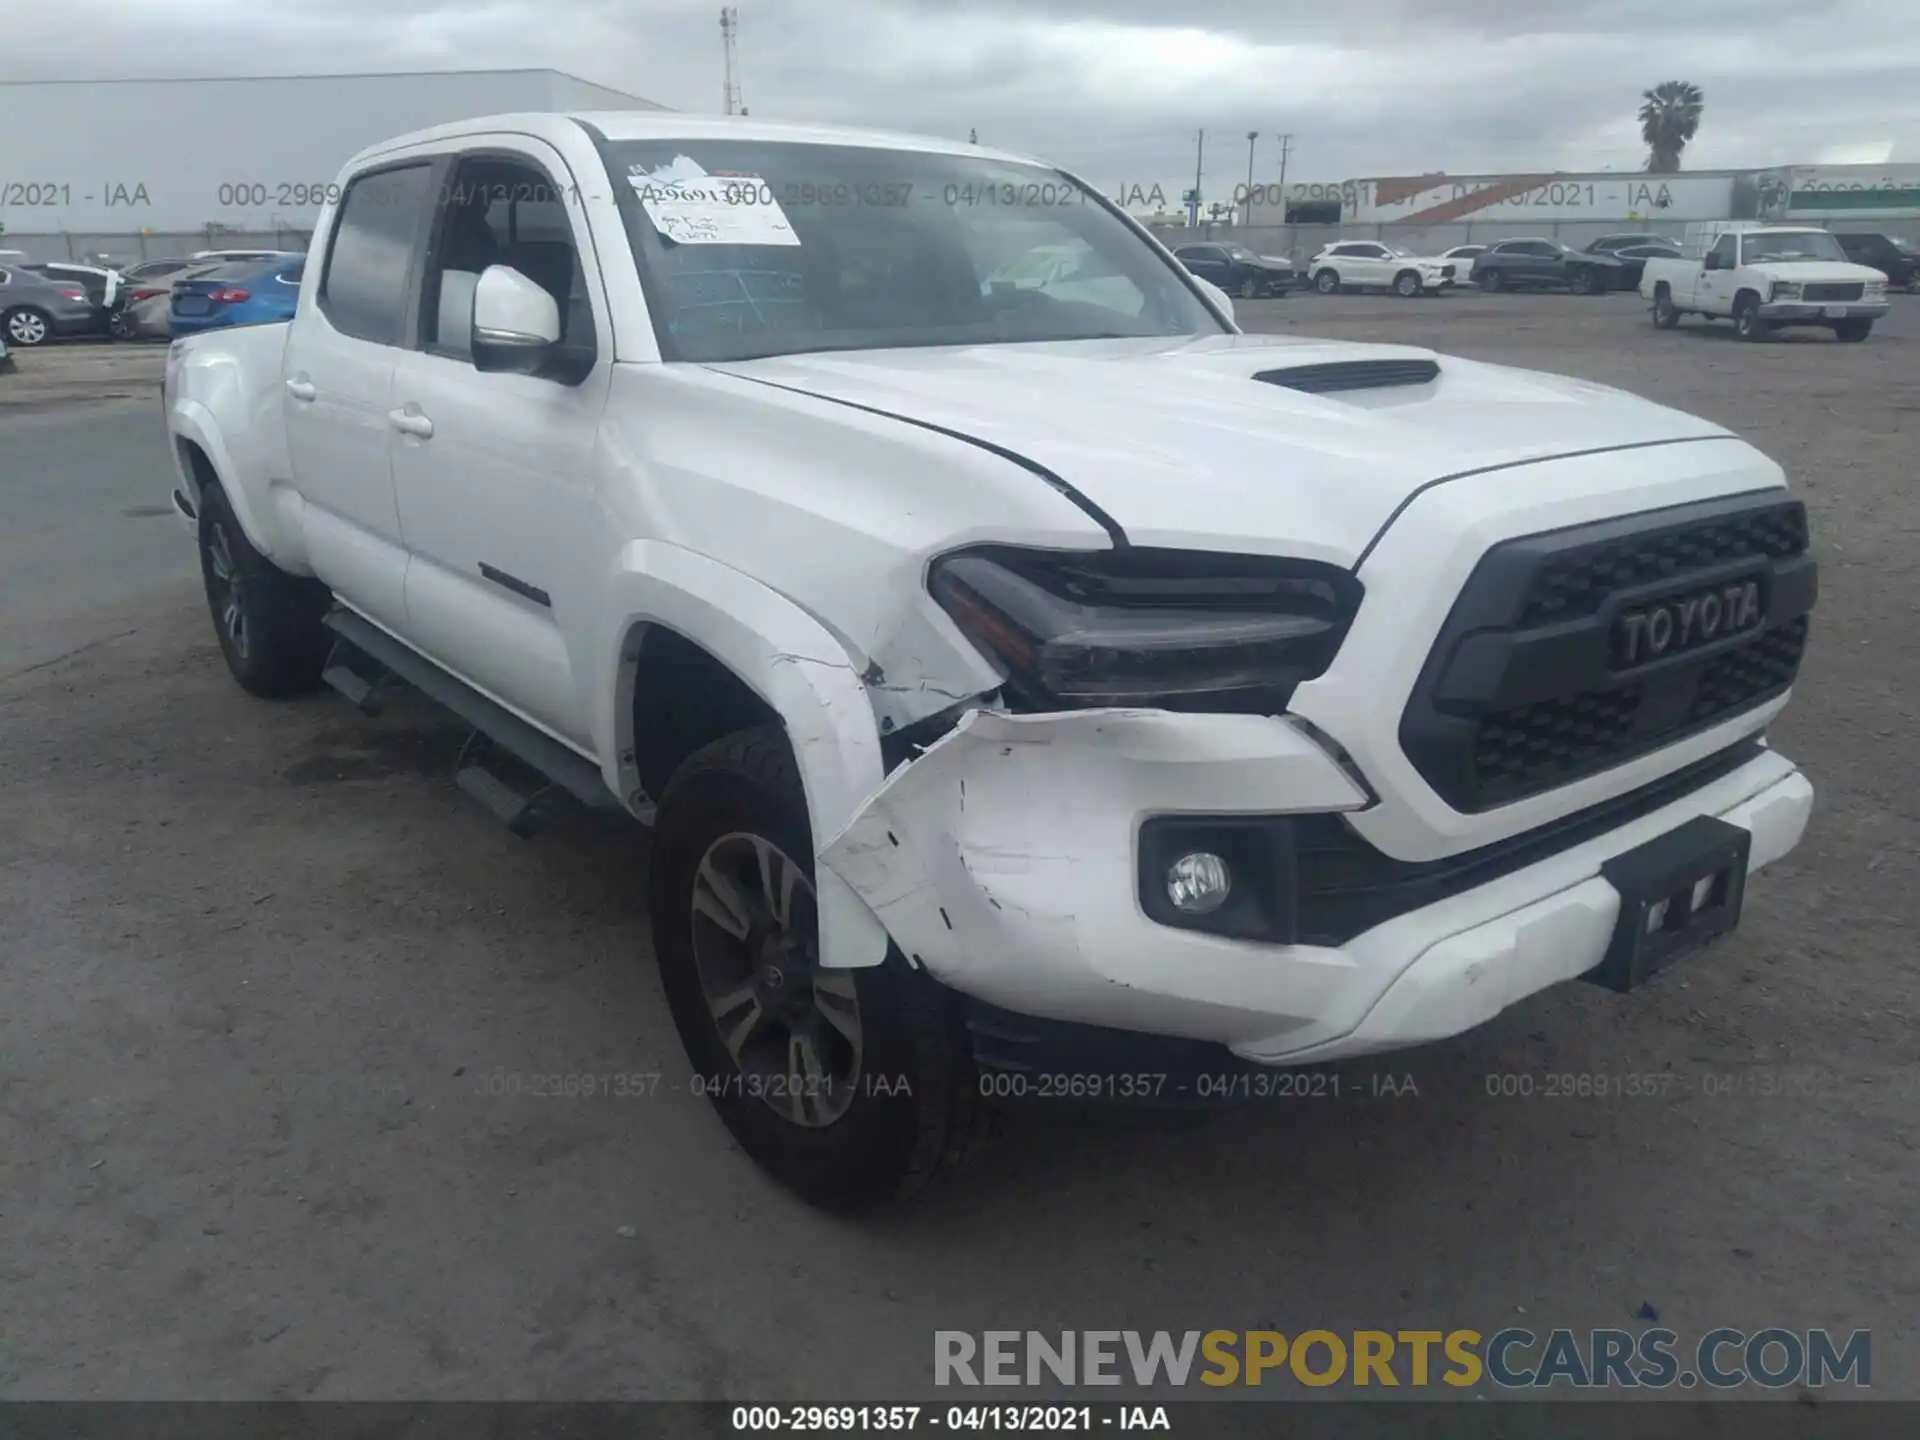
[1,293,1916,1404]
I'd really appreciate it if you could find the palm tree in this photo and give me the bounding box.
[1639,81,1704,173]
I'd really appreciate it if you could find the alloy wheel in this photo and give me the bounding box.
[204,521,250,662]
[689,831,862,1128]
[6,310,49,346]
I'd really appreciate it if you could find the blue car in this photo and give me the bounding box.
[169,255,304,338]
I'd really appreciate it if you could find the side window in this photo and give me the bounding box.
[1708,234,1736,268]
[1358,244,1389,259]
[421,155,595,368]
[320,163,435,345]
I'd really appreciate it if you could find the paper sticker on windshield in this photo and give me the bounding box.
[628,165,800,247]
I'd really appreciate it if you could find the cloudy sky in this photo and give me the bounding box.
[5,0,1917,197]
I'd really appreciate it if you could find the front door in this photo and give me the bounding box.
[385,140,614,751]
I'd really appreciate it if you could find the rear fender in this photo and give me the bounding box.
[598,541,902,969]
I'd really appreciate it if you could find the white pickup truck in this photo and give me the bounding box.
[164,112,1818,1210]
[1640,223,1890,341]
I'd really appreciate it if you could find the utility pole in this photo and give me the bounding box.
[720,7,742,116]
[1275,132,1293,219]
[1190,129,1205,228]
[1244,131,1259,227]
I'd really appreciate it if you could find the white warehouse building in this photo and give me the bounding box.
[0,70,667,257]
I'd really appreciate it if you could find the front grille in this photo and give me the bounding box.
[1801,282,1863,303]
[1253,359,1440,394]
[1399,492,1817,811]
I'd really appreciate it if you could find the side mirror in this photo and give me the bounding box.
[1193,275,1236,326]
[471,265,561,375]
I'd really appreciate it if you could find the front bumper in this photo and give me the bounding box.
[1758,299,1889,321]
[821,709,1811,1067]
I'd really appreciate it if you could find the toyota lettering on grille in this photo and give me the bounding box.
[1615,578,1764,667]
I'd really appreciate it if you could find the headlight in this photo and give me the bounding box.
[1771,281,1802,300]
[1864,279,1887,297]
[929,545,1363,712]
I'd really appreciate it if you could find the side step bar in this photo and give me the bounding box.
[321,608,623,836]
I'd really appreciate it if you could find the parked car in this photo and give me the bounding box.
[1305,241,1454,296]
[1608,243,1684,290]
[1641,224,1890,341]
[169,256,305,338]
[120,256,195,283]
[1435,244,1487,281]
[1832,231,1920,294]
[1584,233,1681,258]
[1170,242,1296,298]
[1470,238,1626,294]
[0,263,100,346]
[21,261,121,334]
[167,112,1816,1211]
[109,260,220,339]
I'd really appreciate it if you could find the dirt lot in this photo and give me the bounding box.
[1,293,1916,1404]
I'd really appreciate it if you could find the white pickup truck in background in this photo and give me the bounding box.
[164,111,1817,1211]
[1639,222,1890,341]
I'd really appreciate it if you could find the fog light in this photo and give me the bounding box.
[1166,852,1232,914]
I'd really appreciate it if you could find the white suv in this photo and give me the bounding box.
[1308,241,1454,296]
[164,112,1817,1210]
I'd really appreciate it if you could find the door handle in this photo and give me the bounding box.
[389,407,434,440]
[285,377,316,401]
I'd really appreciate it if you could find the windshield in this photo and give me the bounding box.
[1741,232,1848,265]
[600,140,1224,362]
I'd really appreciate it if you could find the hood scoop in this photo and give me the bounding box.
[1253,358,1441,394]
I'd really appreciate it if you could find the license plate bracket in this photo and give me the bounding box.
[1586,815,1751,993]
[1822,305,1846,318]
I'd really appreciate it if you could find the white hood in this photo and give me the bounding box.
[1752,261,1889,284]
[710,334,1735,565]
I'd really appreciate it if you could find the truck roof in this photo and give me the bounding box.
[350,111,1043,172]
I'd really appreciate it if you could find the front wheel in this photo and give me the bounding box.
[1576,266,1607,295]
[4,306,52,347]
[1314,268,1340,295]
[1834,318,1874,342]
[1733,294,1771,342]
[108,309,137,341]
[649,725,986,1212]
[196,485,332,697]
[1478,269,1504,292]
[1907,272,1920,296]
[1238,275,1258,300]
[1393,270,1422,298]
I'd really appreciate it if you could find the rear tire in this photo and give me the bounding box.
[648,724,987,1213]
[196,484,331,697]
[1314,268,1340,295]
[1478,269,1504,292]
[1834,318,1874,342]
[1653,287,1681,328]
[1733,293,1770,342]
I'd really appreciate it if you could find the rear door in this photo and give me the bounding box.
[282,159,443,631]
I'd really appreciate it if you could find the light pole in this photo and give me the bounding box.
[1190,129,1205,229]
[1244,131,1258,228]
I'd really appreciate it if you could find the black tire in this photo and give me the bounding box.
[1314,268,1340,295]
[108,309,137,342]
[1834,318,1873,342]
[196,484,332,697]
[1653,286,1681,329]
[1576,266,1606,296]
[1733,292,1770,342]
[4,306,54,347]
[1393,269,1421,298]
[1478,268,1504,292]
[1907,272,1920,296]
[1238,275,1257,300]
[649,724,988,1213]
